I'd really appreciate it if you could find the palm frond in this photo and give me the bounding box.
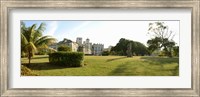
[21,33,28,45]
[35,36,57,47]
[37,22,46,35]
[32,23,46,42]
[28,24,37,42]
[27,42,37,53]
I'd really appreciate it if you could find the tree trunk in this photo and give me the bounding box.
[126,42,132,57]
[28,50,31,66]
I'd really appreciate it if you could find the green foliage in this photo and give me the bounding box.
[77,46,84,52]
[36,48,57,55]
[147,37,176,57]
[147,37,162,54]
[57,45,71,52]
[21,51,27,58]
[49,52,84,67]
[147,22,178,57]
[173,46,179,57]
[102,51,110,56]
[21,22,56,65]
[111,38,149,56]
[21,65,38,76]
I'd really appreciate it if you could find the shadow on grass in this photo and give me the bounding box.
[140,56,179,65]
[22,62,80,70]
[106,56,127,62]
[109,56,179,76]
[108,61,136,76]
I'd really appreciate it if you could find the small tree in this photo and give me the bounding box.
[57,45,71,52]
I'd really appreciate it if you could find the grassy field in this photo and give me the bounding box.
[21,55,179,76]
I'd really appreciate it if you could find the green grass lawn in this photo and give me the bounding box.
[21,55,179,76]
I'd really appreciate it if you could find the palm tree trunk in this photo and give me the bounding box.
[28,50,31,66]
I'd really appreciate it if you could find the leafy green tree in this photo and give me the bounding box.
[111,38,148,56]
[162,38,175,57]
[21,22,56,65]
[147,22,177,57]
[111,38,129,56]
[57,45,72,52]
[147,37,162,55]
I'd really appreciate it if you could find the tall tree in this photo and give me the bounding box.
[147,22,176,57]
[111,38,148,56]
[21,22,56,65]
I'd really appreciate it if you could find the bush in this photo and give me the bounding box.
[57,45,71,52]
[21,52,27,58]
[21,65,38,76]
[49,52,84,67]
[102,51,110,56]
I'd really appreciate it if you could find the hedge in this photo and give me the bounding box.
[49,52,84,67]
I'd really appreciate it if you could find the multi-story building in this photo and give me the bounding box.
[49,37,104,56]
[92,43,104,55]
[76,37,82,45]
[68,42,79,52]
[49,38,78,52]
[83,38,92,54]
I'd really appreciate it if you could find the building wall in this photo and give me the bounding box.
[92,44,104,55]
[49,41,79,52]
[49,38,104,56]
[76,37,82,45]
[69,42,79,52]
[83,38,92,54]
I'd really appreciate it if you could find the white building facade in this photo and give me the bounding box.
[83,38,92,54]
[49,37,104,55]
[92,43,104,55]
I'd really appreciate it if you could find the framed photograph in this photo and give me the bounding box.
[1,0,199,97]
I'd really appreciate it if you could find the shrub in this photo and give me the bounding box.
[49,52,84,67]
[57,45,71,52]
[21,52,27,58]
[102,51,110,56]
[21,65,38,76]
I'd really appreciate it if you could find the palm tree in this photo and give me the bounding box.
[21,22,56,65]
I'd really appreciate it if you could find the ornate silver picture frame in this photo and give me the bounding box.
[1,0,199,96]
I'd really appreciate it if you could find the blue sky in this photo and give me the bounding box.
[22,20,179,48]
